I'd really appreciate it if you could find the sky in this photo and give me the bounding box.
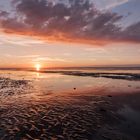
[0,0,140,68]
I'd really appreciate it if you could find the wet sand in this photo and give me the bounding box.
[41,71,140,81]
[0,71,140,140]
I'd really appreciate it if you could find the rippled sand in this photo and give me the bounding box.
[0,71,140,140]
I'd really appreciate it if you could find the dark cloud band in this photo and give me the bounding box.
[0,0,140,45]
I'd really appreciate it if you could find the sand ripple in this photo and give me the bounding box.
[0,77,138,140]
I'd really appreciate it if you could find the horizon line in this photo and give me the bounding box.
[0,65,140,69]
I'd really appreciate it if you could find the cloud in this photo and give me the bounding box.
[32,57,69,62]
[84,48,109,54]
[0,32,45,47]
[4,54,40,58]
[4,54,69,62]
[0,10,9,17]
[120,22,140,42]
[0,0,139,45]
[92,0,129,10]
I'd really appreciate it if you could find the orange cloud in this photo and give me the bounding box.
[0,0,140,46]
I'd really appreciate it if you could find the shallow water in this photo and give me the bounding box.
[0,70,140,95]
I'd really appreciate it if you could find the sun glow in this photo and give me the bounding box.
[35,64,41,71]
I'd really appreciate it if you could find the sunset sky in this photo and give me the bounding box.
[0,0,140,68]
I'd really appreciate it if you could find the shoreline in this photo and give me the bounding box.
[0,73,140,139]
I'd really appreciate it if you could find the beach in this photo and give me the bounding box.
[0,69,140,140]
[0,0,140,139]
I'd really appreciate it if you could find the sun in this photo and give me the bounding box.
[35,64,41,71]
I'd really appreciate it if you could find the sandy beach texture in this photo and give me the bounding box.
[0,71,140,140]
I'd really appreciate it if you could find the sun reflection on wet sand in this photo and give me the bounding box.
[36,72,40,78]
